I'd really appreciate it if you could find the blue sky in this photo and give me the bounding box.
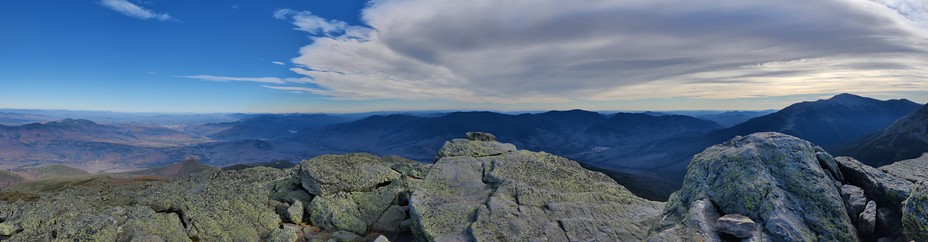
[1,0,927,113]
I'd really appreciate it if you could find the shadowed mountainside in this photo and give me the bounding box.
[838,104,928,166]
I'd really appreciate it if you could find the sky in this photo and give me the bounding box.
[1,0,927,113]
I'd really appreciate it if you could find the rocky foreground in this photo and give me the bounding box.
[0,132,926,241]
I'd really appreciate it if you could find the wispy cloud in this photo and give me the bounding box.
[272,61,286,66]
[262,85,320,94]
[273,9,366,38]
[99,0,175,21]
[278,0,928,103]
[180,75,286,84]
[181,75,315,87]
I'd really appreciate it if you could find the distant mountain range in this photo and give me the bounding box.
[305,110,721,161]
[194,114,348,140]
[572,93,922,197]
[0,93,923,200]
[838,103,928,166]
[715,93,920,147]
[0,119,205,172]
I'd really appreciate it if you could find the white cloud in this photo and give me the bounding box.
[99,0,175,21]
[272,9,293,20]
[280,0,928,103]
[871,0,928,26]
[274,9,352,37]
[272,61,286,66]
[180,75,286,84]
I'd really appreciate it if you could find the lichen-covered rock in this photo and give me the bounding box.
[648,133,858,241]
[0,176,151,241]
[267,224,301,242]
[835,156,913,213]
[411,135,663,242]
[880,153,928,183]
[0,222,19,236]
[903,180,928,240]
[130,235,166,242]
[466,131,496,141]
[286,200,304,224]
[717,214,755,239]
[308,192,369,234]
[302,153,428,236]
[860,200,877,235]
[134,167,287,241]
[117,206,190,242]
[300,153,404,196]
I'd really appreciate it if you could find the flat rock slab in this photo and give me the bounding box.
[880,154,928,183]
[717,214,756,239]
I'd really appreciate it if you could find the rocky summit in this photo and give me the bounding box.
[0,131,926,242]
[648,132,923,242]
[411,132,663,241]
[0,132,664,242]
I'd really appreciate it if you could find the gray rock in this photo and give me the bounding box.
[880,153,928,183]
[859,200,877,235]
[815,149,844,182]
[835,156,914,213]
[302,154,425,236]
[133,167,288,241]
[841,184,868,222]
[717,214,755,239]
[117,206,190,242]
[683,199,722,242]
[399,219,412,232]
[647,198,723,242]
[0,222,19,236]
[877,207,902,236]
[299,153,402,196]
[307,193,369,235]
[436,138,517,157]
[286,200,304,224]
[648,133,858,242]
[372,235,391,242]
[903,180,928,241]
[330,230,361,242]
[466,131,496,141]
[371,205,407,232]
[411,134,662,242]
[267,224,301,242]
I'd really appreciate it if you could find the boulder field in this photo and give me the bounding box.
[0,132,925,242]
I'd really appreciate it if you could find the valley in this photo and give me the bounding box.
[0,93,923,201]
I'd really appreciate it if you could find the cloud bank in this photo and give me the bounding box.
[278,0,928,103]
[99,0,175,21]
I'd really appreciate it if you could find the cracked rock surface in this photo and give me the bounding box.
[410,136,664,241]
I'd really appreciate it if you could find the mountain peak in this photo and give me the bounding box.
[830,93,864,99]
[823,93,878,106]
